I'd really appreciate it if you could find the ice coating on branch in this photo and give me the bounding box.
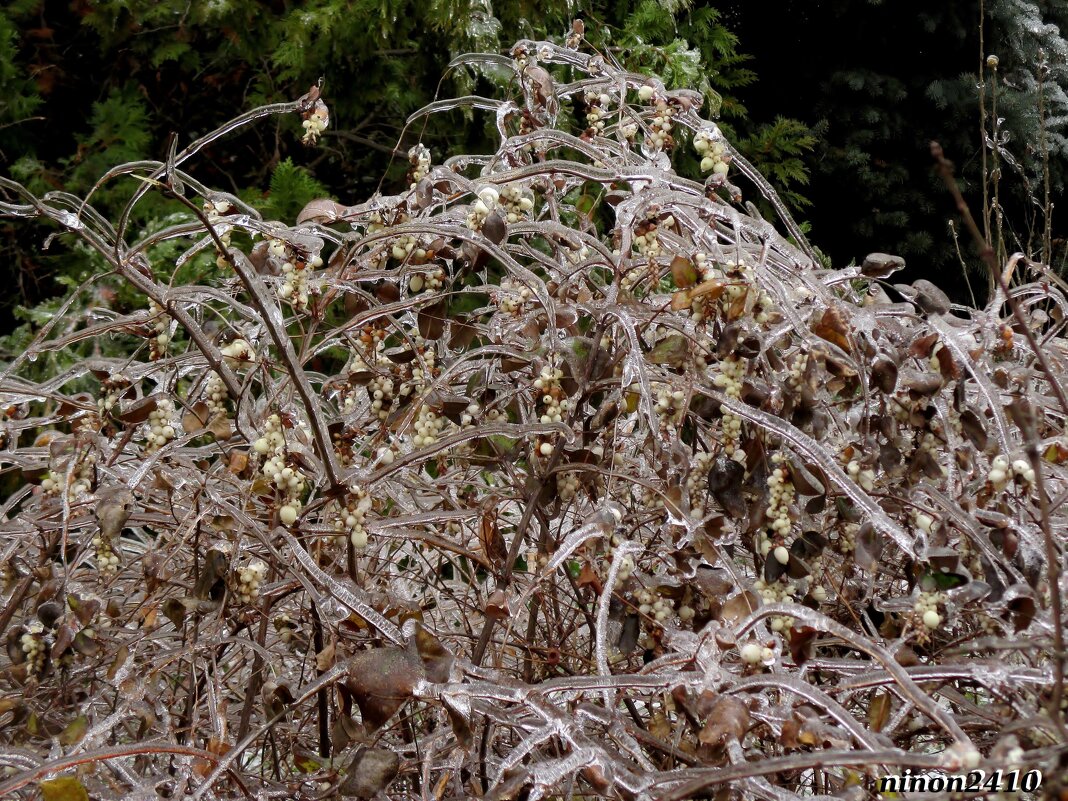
[0,30,1066,801]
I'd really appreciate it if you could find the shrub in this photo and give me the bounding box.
[0,32,1065,800]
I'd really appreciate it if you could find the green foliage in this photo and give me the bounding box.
[257,158,332,223]
[736,116,819,211]
[602,0,757,119]
[0,3,42,154]
[66,85,153,201]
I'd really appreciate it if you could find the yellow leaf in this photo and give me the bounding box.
[39,776,89,801]
[670,255,698,288]
[107,644,129,681]
[689,279,725,300]
[59,715,88,746]
[868,691,891,732]
[315,643,336,672]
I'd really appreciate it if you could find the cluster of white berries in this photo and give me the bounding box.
[911,432,946,478]
[20,622,46,676]
[713,356,746,457]
[496,277,533,315]
[633,221,665,257]
[407,343,437,393]
[751,288,776,325]
[653,384,687,427]
[92,529,120,577]
[204,372,228,419]
[203,199,234,268]
[845,458,877,492]
[709,262,775,325]
[274,612,297,644]
[221,337,256,367]
[557,471,580,502]
[621,264,651,294]
[695,250,714,278]
[148,299,170,361]
[267,236,288,258]
[513,46,533,70]
[639,483,664,512]
[754,577,797,632]
[584,90,612,134]
[499,184,535,222]
[786,352,809,393]
[279,253,322,311]
[365,211,386,235]
[740,640,775,666]
[367,375,396,421]
[988,455,1012,492]
[342,329,390,413]
[693,128,730,177]
[719,263,760,316]
[232,559,268,604]
[409,268,443,294]
[96,374,128,415]
[389,234,422,263]
[534,364,569,425]
[40,464,92,502]
[721,270,747,307]
[565,242,591,265]
[203,198,233,217]
[687,253,723,324]
[988,454,1034,489]
[914,590,945,631]
[301,103,329,145]
[459,402,483,428]
[408,143,431,188]
[891,393,914,425]
[608,534,635,582]
[765,453,796,542]
[145,398,178,453]
[254,414,306,523]
[636,587,681,623]
[835,521,858,555]
[687,451,715,518]
[645,98,675,152]
[413,404,445,449]
[332,486,373,549]
[466,186,501,231]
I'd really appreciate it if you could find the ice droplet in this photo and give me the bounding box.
[56,210,84,230]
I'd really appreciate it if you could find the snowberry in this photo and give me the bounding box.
[1011,458,1035,484]
[740,643,763,664]
[279,505,298,526]
[915,513,934,534]
[145,398,179,453]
